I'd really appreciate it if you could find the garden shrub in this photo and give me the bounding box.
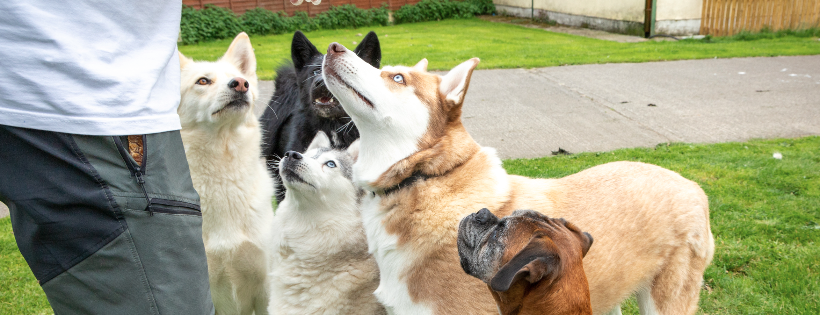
[180,0,491,44]
[288,11,322,33]
[241,8,291,36]
[394,0,495,24]
[314,5,389,30]
[180,6,206,45]
[180,5,243,45]
[470,0,496,16]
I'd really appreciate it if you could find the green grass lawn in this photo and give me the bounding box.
[504,136,820,314]
[0,220,51,315]
[178,18,820,81]
[3,136,818,314]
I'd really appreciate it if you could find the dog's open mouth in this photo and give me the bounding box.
[325,69,374,108]
[313,96,337,107]
[212,98,249,115]
[310,83,347,118]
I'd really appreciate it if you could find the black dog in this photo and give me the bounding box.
[260,30,381,201]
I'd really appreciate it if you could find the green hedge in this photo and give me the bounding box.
[180,0,495,44]
[180,4,390,44]
[181,5,243,45]
[394,0,495,24]
[314,4,392,31]
[239,8,293,36]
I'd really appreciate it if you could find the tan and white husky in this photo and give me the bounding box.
[322,42,715,315]
[178,33,273,315]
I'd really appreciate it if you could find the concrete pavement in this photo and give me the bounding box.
[460,55,820,158]
[2,55,818,219]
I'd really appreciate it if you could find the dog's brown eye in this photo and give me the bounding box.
[196,77,211,85]
[393,74,405,85]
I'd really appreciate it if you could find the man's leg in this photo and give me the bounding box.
[0,125,214,315]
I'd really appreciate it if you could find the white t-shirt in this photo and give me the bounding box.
[0,1,183,135]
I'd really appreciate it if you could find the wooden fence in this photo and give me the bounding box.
[182,0,421,16]
[700,0,820,36]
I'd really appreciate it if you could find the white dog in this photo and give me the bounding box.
[178,33,273,315]
[269,131,385,315]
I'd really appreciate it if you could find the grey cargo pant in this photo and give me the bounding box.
[0,125,215,315]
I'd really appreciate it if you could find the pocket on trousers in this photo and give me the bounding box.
[147,198,201,216]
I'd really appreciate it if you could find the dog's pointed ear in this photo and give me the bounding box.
[353,31,381,69]
[221,32,256,79]
[347,140,361,162]
[291,31,321,71]
[489,236,561,292]
[307,131,331,151]
[329,131,341,147]
[178,52,193,69]
[440,58,480,106]
[413,58,429,72]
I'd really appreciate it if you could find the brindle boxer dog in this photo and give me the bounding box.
[458,209,594,315]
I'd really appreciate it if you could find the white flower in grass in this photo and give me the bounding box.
[773,152,783,160]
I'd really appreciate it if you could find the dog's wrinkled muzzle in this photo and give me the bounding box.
[459,208,500,250]
[458,208,502,278]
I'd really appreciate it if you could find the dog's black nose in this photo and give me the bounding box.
[475,208,496,224]
[327,42,346,55]
[284,151,302,160]
[228,77,249,93]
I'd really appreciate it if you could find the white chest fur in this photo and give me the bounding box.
[360,194,434,315]
[183,128,275,251]
[269,192,384,315]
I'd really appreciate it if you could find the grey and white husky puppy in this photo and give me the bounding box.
[268,131,385,315]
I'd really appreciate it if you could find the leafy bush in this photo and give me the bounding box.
[394,0,495,24]
[180,5,243,45]
[314,5,389,30]
[180,0,491,44]
[469,0,496,16]
[181,4,391,44]
[288,11,321,33]
[240,8,291,36]
[180,6,205,45]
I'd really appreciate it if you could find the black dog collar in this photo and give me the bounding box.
[377,172,431,196]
